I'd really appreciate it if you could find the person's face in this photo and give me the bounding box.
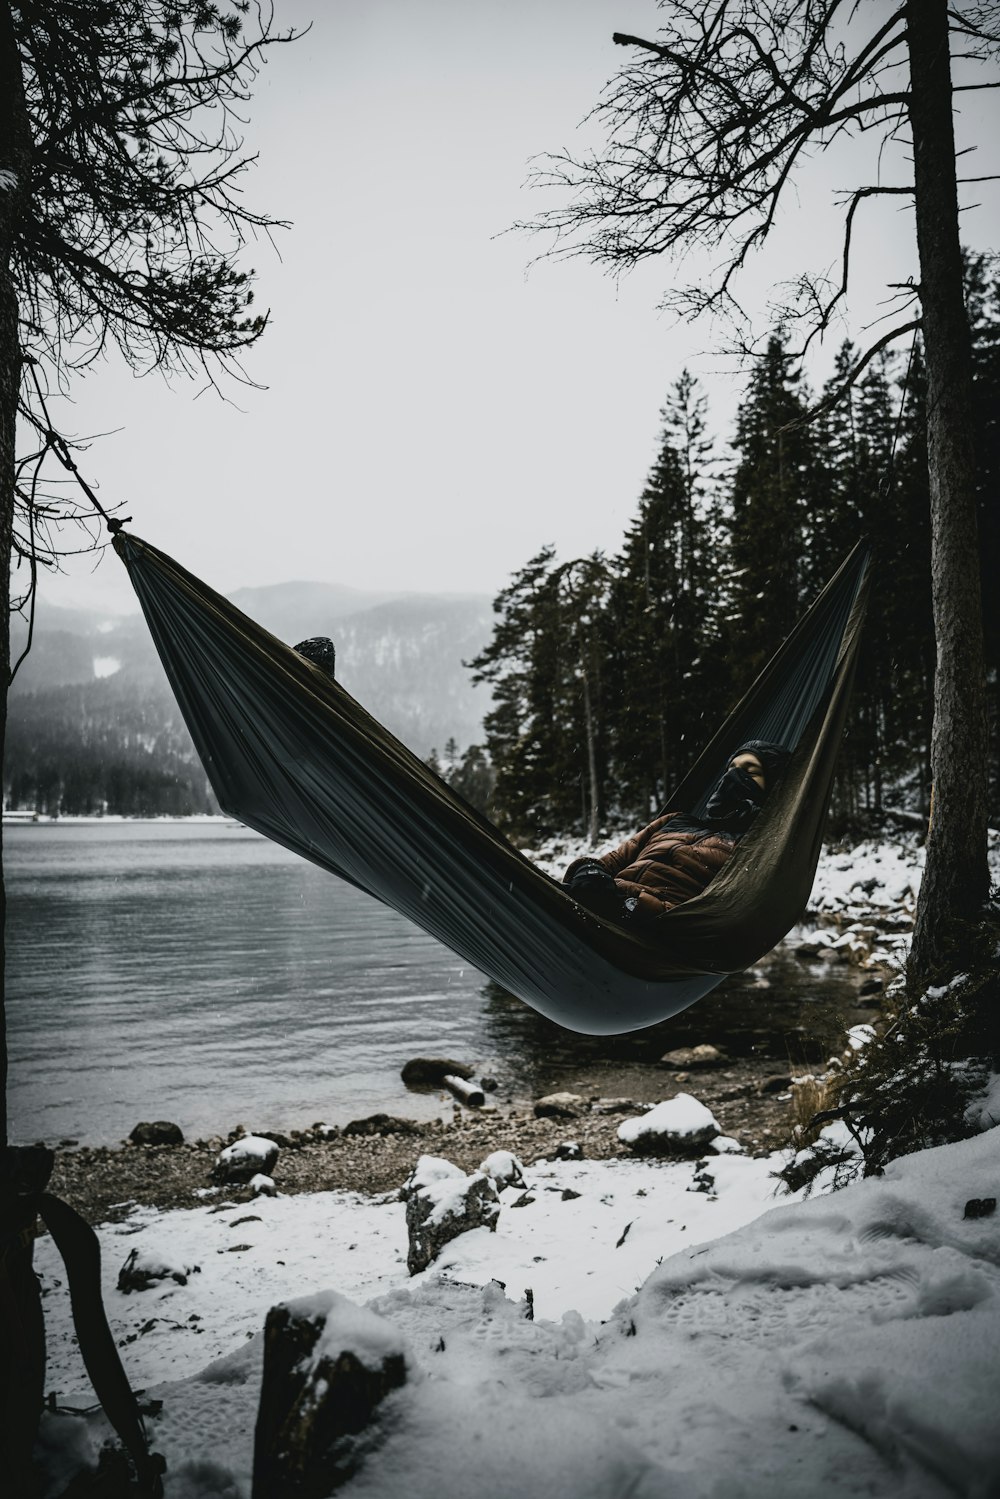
[730,752,766,791]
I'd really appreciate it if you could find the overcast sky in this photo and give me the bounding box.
[30,0,1000,616]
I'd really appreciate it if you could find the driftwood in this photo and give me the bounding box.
[443,1074,485,1107]
[253,1296,406,1498]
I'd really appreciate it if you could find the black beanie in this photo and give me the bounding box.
[731,740,791,788]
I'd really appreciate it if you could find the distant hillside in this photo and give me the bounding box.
[7,581,494,815]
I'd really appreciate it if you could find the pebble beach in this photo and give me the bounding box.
[48,1051,805,1224]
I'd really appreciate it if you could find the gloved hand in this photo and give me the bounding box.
[565,860,614,891]
[564,861,621,919]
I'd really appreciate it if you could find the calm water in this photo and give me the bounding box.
[6,822,864,1146]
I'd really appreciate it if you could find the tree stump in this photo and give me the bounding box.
[252,1291,407,1498]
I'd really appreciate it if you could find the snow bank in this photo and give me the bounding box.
[809,837,924,917]
[34,1127,1000,1497]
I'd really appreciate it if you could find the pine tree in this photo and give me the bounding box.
[727,334,816,675]
[528,1,993,980]
[469,547,616,840]
[550,554,613,840]
[447,744,495,817]
[468,546,559,839]
[608,375,721,818]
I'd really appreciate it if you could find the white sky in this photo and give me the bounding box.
[29,0,1000,615]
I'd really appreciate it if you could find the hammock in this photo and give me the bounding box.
[114,532,871,1035]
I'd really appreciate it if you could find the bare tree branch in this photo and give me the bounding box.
[523,0,925,338]
[779,318,921,432]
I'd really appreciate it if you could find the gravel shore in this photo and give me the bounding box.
[48,1055,801,1224]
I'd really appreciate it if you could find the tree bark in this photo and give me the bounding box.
[580,646,600,844]
[0,26,45,1483]
[0,0,34,1148]
[905,0,990,980]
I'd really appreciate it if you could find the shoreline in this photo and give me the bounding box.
[3,812,236,825]
[47,1053,802,1224]
[20,825,960,1216]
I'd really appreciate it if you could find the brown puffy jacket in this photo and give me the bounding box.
[565,813,736,918]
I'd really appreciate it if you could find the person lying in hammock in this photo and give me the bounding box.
[562,740,790,927]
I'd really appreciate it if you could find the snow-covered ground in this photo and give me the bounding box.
[36,1110,1000,1498]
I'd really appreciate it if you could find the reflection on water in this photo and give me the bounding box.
[7,821,866,1145]
[480,941,862,1095]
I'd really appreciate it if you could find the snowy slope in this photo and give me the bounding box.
[35,1122,1000,1498]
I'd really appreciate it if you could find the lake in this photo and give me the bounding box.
[5,821,864,1146]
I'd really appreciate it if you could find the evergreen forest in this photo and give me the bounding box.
[5,678,218,819]
[468,256,1000,845]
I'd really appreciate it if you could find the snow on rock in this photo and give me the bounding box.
[405,1162,500,1275]
[965,1073,1000,1133]
[400,1153,466,1201]
[249,1173,277,1197]
[708,1135,745,1155]
[808,837,923,920]
[117,1244,199,1293]
[255,1291,410,1497]
[212,1134,279,1184]
[478,1150,527,1190]
[617,1094,721,1155]
[280,1289,410,1377]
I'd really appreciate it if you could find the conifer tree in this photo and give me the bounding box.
[470,547,616,839]
[608,373,720,818]
[468,547,559,839]
[551,553,612,840]
[447,744,495,817]
[526,0,993,982]
[727,335,816,675]
[810,344,933,821]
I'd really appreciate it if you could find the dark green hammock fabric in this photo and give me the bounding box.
[114,532,870,1035]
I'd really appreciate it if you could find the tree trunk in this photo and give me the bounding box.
[905,0,990,980]
[580,645,600,843]
[0,0,34,1149]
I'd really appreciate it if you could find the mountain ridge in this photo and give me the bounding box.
[6,579,496,815]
